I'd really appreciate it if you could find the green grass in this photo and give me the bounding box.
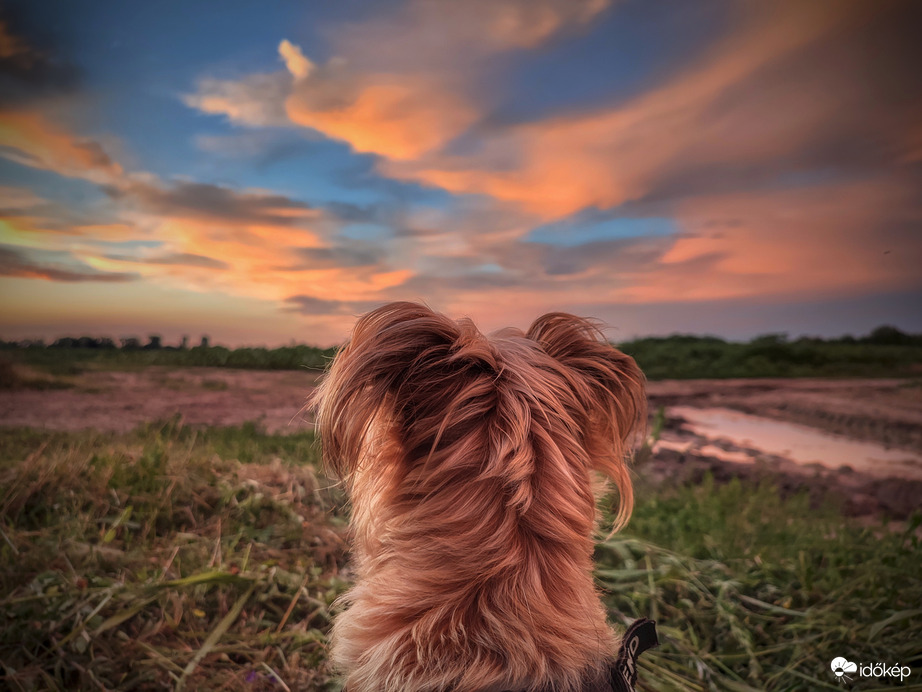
[1,344,337,377]
[611,478,922,690]
[1,423,919,690]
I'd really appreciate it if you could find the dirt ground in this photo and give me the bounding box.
[0,367,321,434]
[2,369,920,518]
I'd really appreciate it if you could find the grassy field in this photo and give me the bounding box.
[1,421,920,691]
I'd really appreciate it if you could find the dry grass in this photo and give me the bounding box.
[0,418,348,691]
[0,359,74,391]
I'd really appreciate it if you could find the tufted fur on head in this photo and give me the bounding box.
[313,301,646,692]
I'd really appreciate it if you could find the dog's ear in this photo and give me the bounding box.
[312,301,496,483]
[526,313,646,529]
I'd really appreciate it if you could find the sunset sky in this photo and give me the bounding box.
[1,0,920,347]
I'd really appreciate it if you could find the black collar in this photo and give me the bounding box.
[607,618,659,692]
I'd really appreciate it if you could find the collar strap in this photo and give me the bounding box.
[609,618,659,692]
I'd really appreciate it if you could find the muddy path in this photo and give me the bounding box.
[644,378,922,519]
[646,378,922,452]
[645,413,922,520]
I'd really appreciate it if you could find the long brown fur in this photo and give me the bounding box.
[313,302,646,692]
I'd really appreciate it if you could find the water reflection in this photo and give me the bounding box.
[662,406,922,480]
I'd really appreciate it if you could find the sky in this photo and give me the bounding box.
[1,0,920,347]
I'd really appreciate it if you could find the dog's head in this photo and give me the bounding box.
[314,300,644,541]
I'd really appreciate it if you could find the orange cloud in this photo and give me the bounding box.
[278,39,313,80]
[288,0,612,158]
[75,176,415,308]
[0,121,416,311]
[75,217,413,310]
[181,0,922,242]
[620,179,922,303]
[379,2,866,217]
[189,38,480,160]
[185,0,612,159]
[336,171,921,315]
[285,76,477,160]
[0,110,123,184]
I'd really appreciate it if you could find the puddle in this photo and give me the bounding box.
[668,406,922,480]
[655,439,755,466]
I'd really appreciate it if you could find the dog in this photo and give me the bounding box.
[313,301,651,692]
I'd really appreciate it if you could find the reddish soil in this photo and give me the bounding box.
[0,367,321,434]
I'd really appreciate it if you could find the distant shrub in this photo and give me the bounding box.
[0,358,19,389]
[618,329,922,379]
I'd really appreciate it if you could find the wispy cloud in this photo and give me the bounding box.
[114,179,318,228]
[97,177,413,304]
[183,72,291,128]
[0,111,411,311]
[0,110,123,185]
[104,251,230,270]
[0,244,138,282]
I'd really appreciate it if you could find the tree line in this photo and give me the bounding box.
[1,325,920,378]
